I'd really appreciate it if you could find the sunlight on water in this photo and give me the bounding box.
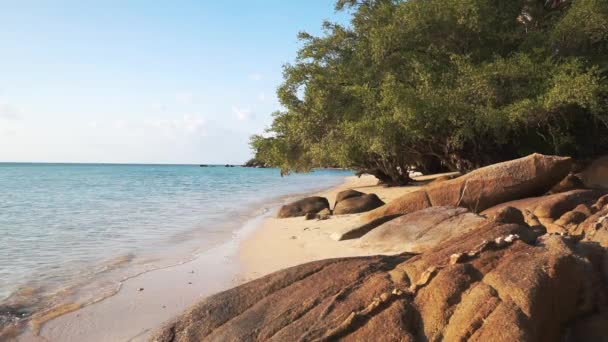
[0,163,351,323]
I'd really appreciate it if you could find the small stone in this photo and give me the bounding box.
[138,288,144,292]
[290,236,297,239]
[450,253,464,264]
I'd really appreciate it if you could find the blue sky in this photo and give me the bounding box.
[0,1,350,164]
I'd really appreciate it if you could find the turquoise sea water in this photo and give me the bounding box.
[0,163,351,321]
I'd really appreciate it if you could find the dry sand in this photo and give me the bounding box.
[239,175,424,279]
[16,173,448,342]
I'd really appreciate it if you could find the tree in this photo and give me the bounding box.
[251,0,608,185]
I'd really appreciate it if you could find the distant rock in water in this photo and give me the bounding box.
[363,153,572,222]
[277,196,330,218]
[243,158,269,168]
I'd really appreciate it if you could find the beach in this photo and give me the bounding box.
[12,173,427,342]
[10,173,386,341]
[12,173,446,342]
[2,165,351,341]
[239,175,421,279]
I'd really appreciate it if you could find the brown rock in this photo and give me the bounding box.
[581,155,608,189]
[573,207,608,247]
[316,208,331,220]
[357,206,486,253]
[490,206,526,226]
[151,216,604,342]
[304,212,317,220]
[483,189,604,221]
[277,196,330,218]
[334,194,385,215]
[555,211,588,227]
[364,154,572,222]
[549,173,585,194]
[566,311,608,342]
[334,189,364,208]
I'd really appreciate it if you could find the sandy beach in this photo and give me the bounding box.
[239,175,422,279]
[14,174,435,342]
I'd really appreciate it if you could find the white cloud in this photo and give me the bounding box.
[175,91,195,105]
[248,73,263,81]
[0,101,21,121]
[232,106,254,121]
[257,92,266,101]
[114,119,129,130]
[144,115,206,134]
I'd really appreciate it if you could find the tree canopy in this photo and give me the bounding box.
[250,0,608,185]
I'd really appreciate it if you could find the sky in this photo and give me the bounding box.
[0,1,350,164]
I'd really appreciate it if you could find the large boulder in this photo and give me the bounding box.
[334,194,385,215]
[334,189,365,208]
[356,206,486,253]
[363,154,572,222]
[151,215,606,342]
[581,155,608,190]
[277,196,330,218]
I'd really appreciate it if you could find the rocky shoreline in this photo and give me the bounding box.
[151,154,608,341]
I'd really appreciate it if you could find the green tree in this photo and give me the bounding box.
[251,0,608,185]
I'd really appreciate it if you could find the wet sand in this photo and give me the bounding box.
[15,173,447,341]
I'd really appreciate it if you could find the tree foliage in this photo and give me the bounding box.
[251,0,608,185]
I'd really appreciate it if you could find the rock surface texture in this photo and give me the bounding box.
[363,153,572,222]
[357,206,486,253]
[581,155,608,190]
[152,208,608,341]
[277,197,331,218]
[334,193,385,215]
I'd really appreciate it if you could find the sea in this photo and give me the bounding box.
[0,163,351,330]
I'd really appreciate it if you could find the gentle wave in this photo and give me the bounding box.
[0,163,351,336]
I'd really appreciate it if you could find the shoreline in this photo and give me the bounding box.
[13,175,353,342]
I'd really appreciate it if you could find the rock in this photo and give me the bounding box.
[555,211,588,227]
[482,189,604,221]
[330,215,402,241]
[277,196,330,218]
[566,311,608,342]
[490,206,526,226]
[317,208,331,220]
[533,190,603,219]
[581,155,608,189]
[572,207,608,247]
[151,215,605,342]
[356,206,486,253]
[549,174,585,194]
[430,174,456,184]
[334,194,385,215]
[334,189,365,208]
[304,212,317,220]
[363,154,572,222]
[592,194,608,211]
